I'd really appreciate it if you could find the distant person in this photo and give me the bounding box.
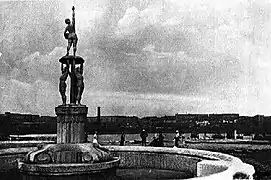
[140,129,148,146]
[173,130,180,148]
[120,131,125,146]
[85,131,89,142]
[93,131,98,144]
[158,132,165,147]
[92,131,109,153]
[181,134,185,145]
[149,133,159,147]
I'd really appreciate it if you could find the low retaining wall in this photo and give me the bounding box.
[0,141,54,149]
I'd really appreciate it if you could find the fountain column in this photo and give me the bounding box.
[56,56,87,144]
[55,103,87,144]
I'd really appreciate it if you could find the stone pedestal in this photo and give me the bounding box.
[55,105,88,144]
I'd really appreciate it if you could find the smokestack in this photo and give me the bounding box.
[97,107,101,123]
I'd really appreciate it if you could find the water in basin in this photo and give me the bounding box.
[0,168,194,180]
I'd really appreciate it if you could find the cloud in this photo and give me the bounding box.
[116,1,163,37]
[1,0,271,116]
[0,79,35,114]
[116,7,142,36]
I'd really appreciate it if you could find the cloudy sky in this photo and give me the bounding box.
[0,0,271,117]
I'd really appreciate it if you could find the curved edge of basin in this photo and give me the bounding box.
[18,157,120,176]
[104,146,255,180]
[0,145,255,179]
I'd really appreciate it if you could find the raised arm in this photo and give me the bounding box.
[72,6,75,32]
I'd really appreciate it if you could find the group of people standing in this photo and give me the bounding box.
[121,129,184,147]
[148,131,165,147]
[91,129,184,148]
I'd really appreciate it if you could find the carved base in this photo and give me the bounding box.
[55,104,88,144]
[18,143,120,176]
[24,143,114,164]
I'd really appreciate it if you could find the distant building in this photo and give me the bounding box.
[236,116,253,134]
[209,113,239,124]
[2,111,271,136]
[175,114,209,132]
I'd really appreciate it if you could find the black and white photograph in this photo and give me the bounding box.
[0,0,270,179]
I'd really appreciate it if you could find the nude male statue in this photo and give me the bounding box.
[75,64,84,105]
[59,64,69,105]
[64,6,78,56]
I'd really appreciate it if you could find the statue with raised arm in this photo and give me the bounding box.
[75,64,84,105]
[59,64,69,105]
[64,6,78,56]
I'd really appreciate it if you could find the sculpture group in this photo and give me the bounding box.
[59,63,84,105]
[59,6,84,106]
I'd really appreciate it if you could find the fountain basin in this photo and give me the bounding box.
[105,146,255,179]
[0,144,255,179]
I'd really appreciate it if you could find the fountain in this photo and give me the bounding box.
[1,4,255,180]
[18,6,120,179]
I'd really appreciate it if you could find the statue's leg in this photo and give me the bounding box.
[67,40,72,56]
[77,87,81,105]
[60,92,66,105]
[63,95,66,105]
[73,38,78,56]
[81,85,84,99]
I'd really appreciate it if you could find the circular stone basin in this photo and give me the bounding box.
[0,145,255,180]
